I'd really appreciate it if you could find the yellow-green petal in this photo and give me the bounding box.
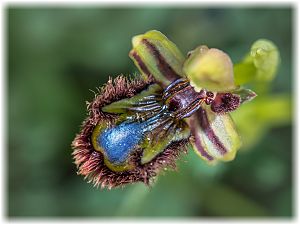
[183,45,236,92]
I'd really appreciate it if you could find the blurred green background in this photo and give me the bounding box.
[8,6,293,217]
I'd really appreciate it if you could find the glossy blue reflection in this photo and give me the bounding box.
[98,121,147,164]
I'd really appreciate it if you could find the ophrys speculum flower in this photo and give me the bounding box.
[72,30,257,189]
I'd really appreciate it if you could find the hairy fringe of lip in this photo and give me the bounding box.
[71,75,189,189]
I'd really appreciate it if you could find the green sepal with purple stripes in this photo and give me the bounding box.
[129,30,186,88]
[187,105,242,163]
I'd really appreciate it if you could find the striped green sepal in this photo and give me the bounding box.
[187,105,242,163]
[129,30,186,87]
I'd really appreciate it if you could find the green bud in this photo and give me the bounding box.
[234,39,280,85]
[251,39,280,81]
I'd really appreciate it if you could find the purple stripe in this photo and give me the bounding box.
[130,51,152,77]
[197,107,227,155]
[142,39,180,83]
[189,116,214,161]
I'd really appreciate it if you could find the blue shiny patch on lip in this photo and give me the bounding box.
[98,121,148,164]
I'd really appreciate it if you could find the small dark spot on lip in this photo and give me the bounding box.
[167,98,181,112]
[206,91,214,98]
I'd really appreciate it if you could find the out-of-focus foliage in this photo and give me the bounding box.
[231,39,291,149]
[8,7,293,217]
